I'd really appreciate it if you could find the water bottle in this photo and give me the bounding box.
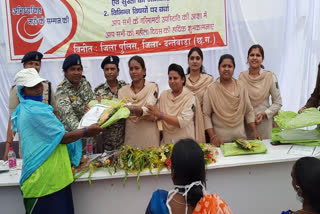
[8,147,17,170]
[86,138,93,157]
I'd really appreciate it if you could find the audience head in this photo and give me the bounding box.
[292,157,320,213]
[187,47,204,74]
[171,138,206,207]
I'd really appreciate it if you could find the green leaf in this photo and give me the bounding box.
[274,108,320,129]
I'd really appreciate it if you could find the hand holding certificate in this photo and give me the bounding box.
[78,98,130,129]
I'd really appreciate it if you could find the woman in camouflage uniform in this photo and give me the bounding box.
[94,56,127,151]
[55,54,95,153]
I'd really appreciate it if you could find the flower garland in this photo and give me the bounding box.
[73,143,219,188]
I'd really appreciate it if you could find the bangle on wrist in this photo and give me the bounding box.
[83,127,88,137]
[159,112,164,120]
[210,135,217,141]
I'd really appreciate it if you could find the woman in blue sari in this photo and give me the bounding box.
[12,68,103,214]
[146,138,232,214]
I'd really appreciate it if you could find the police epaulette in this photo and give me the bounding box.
[94,83,105,91]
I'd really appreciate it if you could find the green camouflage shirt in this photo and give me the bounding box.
[94,80,127,151]
[94,80,127,99]
[56,76,95,131]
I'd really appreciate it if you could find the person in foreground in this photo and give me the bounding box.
[146,138,232,214]
[282,157,320,214]
[12,69,102,214]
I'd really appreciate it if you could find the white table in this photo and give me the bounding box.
[0,140,317,214]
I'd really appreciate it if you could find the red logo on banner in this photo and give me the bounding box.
[9,1,44,55]
[6,0,78,58]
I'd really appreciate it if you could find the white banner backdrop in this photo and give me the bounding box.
[0,0,320,142]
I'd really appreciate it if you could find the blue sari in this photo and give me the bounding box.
[12,86,82,186]
[146,189,169,214]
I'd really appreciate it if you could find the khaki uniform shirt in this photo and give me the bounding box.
[203,80,255,143]
[159,89,196,144]
[118,81,160,148]
[246,71,282,139]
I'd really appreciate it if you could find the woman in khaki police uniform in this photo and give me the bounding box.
[185,47,214,107]
[118,55,160,148]
[203,54,261,146]
[239,44,282,139]
[147,63,205,144]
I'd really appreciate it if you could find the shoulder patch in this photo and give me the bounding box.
[94,83,105,91]
[57,80,67,88]
[275,82,279,89]
[69,96,79,101]
[42,81,50,86]
[119,80,127,85]
[150,81,158,87]
[154,90,158,98]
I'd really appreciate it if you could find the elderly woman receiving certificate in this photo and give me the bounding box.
[147,64,205,144]
[12,68,102,214]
